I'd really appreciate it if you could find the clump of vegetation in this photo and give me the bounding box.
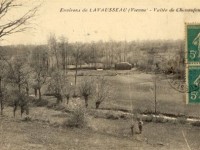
[64,104,87,128]
[22,116,32,122]
[47,70,69,104]
[153,115,168,123]
[79,77,94,108]
[30,48,48,101]
[142,115,154,122]
[0,87,9,115]
[106,113,119,120]
[177,116,187,124]
[54,104,66,111]
[192,121,200,127]
[115,62,132,70]
[32,98,49,107]
[12,91,29,118]
[93,76,112,109]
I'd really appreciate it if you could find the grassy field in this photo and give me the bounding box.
[66,69,200,118]
[1,105,200,150]
[1,69,200,150]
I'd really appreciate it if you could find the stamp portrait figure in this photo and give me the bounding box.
[192,32,200,58]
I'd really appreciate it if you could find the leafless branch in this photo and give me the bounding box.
[0,0,41,40]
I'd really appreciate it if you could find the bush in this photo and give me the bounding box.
[64,106,87,128]
[54,104,65,111]
[177,117,187,124]
[77,72,84,76]
[143,115,153,122]
[22,116,32,122]
[192,121,200,127]
[115,62,132,70]
[32,98,49,107]
[153,115,168,123]
[106,113,119,120]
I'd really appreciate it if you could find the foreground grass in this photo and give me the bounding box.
[0,116,154,150]
[1,105,200,150]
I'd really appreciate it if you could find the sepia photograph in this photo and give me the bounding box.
[1,0,200,149]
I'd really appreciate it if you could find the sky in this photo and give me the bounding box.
[1,0,200,45]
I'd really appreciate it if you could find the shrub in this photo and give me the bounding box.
[54,104,65,111]
[192,121,200,127]
[65,106,87,128]
[11,91,29,117]
[177,117,187,124]
[115,62,132,70]
[79,77,94,108]
[94,76,112,109]
[106,113,119,120]
[143,115,153,122]
[153,116,168,123]
[32,98,49,107]
[77,72,84,76]
[22,116,32,122]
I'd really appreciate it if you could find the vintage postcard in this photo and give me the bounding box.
[1,0,200,149]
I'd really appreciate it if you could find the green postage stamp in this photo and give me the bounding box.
[186,65,200,104]
[186,24,200,63]
[186,24,200,104]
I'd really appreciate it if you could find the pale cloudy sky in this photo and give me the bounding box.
[2,0,200,45]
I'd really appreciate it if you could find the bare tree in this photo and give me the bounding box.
[0,57,8,115]
[94,76,112,109]
[79,77,94,108]
[58,36,68,71]
[32,65,48,101]
[7,56,31,93]
[30,46,48,100]
[2,55,31,117]
[48,34,59,69]
[13,91,29,117]
[73,44,84,86]
[47,70,68,104]
[0,0,41,40]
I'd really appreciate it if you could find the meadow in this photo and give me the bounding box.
[1,104,200,150]
[1,69,200,150]
[67,69,200,118]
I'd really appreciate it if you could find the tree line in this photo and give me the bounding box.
[1,36,184,74]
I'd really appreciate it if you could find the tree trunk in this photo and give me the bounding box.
[13,110,15,117]
[74,59,78,97]
[55,48,59,69]
[34,88,37,97]
[85,97,88,108]
[154,74,157,114]
[47,58,49,71]
[21,106,23,118]
[95,101,101,109]
[0,98,3,115]
[0,77,3,115]
[18,84,21,93]
[66,96,69,104]
[75,61,78,86]
[62,51,66,70]
[13,105,17,118]
[38,88,42,100]
[26,84,29,96]
[55,93,62,104]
